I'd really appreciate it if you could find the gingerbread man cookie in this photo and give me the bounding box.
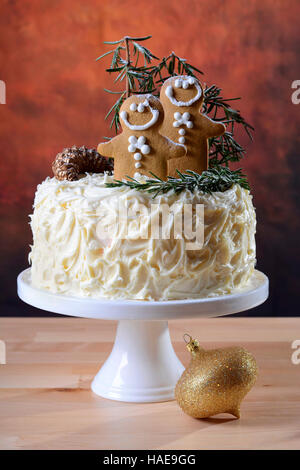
[160,76,226,176]
[97,94,186,180]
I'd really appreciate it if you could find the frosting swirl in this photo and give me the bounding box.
[29,173,256,300]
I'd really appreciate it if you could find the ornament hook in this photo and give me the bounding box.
[183,333,192,344]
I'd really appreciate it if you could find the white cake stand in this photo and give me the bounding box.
[17,268,268,403]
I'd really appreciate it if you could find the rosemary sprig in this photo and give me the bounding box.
[96,36,253,165]
[96,35,156,132]
[105,167,250,197]
[203,85,254,167]
[145,51,203,86]
[104,91,126,131]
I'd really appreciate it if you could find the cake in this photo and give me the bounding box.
[28,39,257,301]
[29,172,256,301]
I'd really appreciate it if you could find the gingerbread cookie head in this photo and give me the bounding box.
[119,94,163,132]
[160,75,204,113]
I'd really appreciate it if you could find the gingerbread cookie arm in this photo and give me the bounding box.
[97,134,123,159]
[161,136,186,160]
[199,114,226,138]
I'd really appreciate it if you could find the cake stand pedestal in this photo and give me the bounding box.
[17,268,268,403]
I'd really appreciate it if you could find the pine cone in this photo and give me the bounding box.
[52,146,114,181]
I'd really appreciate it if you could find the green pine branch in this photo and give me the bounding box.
[105,167,250,197]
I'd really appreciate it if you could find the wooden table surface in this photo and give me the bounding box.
[0,317,299,450]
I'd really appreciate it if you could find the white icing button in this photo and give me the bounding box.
[128,136,136,144]
[174,112,181,120]
[188,77,196,85]
[141,144,150,155]
[134,153,142,161]
[178,136,185,144]
[130,103,137,111]
[138,136,146,145]
[134,172,141,178]
[135,162,142,169]
[137,103,144,113]
[128,144,136,153]
[187,121,193,128]
[173,121,180,127]
[182,80,189,89]
[183,112,190,120]
[179,129,185,135]
[120,110,127,120]
[175,79,182,88]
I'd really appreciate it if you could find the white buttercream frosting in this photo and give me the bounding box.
[29,173,256,300]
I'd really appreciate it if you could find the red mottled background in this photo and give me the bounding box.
[0,0,299,316]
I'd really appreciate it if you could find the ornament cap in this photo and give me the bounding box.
[183,334,201,354]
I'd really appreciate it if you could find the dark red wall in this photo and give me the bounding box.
[1,0,299,316]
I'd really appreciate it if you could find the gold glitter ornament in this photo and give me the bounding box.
[175,335,258,419]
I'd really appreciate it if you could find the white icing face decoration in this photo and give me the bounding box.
[128,136,151,169]
[166,76,202,107]
[120,97,159,131]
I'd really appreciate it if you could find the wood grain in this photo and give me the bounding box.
[0,317,300,450]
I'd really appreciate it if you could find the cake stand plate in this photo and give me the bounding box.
[17,268,268,403]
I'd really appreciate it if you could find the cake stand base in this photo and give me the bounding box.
[17,268,268,403]
[92,320,184,402]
